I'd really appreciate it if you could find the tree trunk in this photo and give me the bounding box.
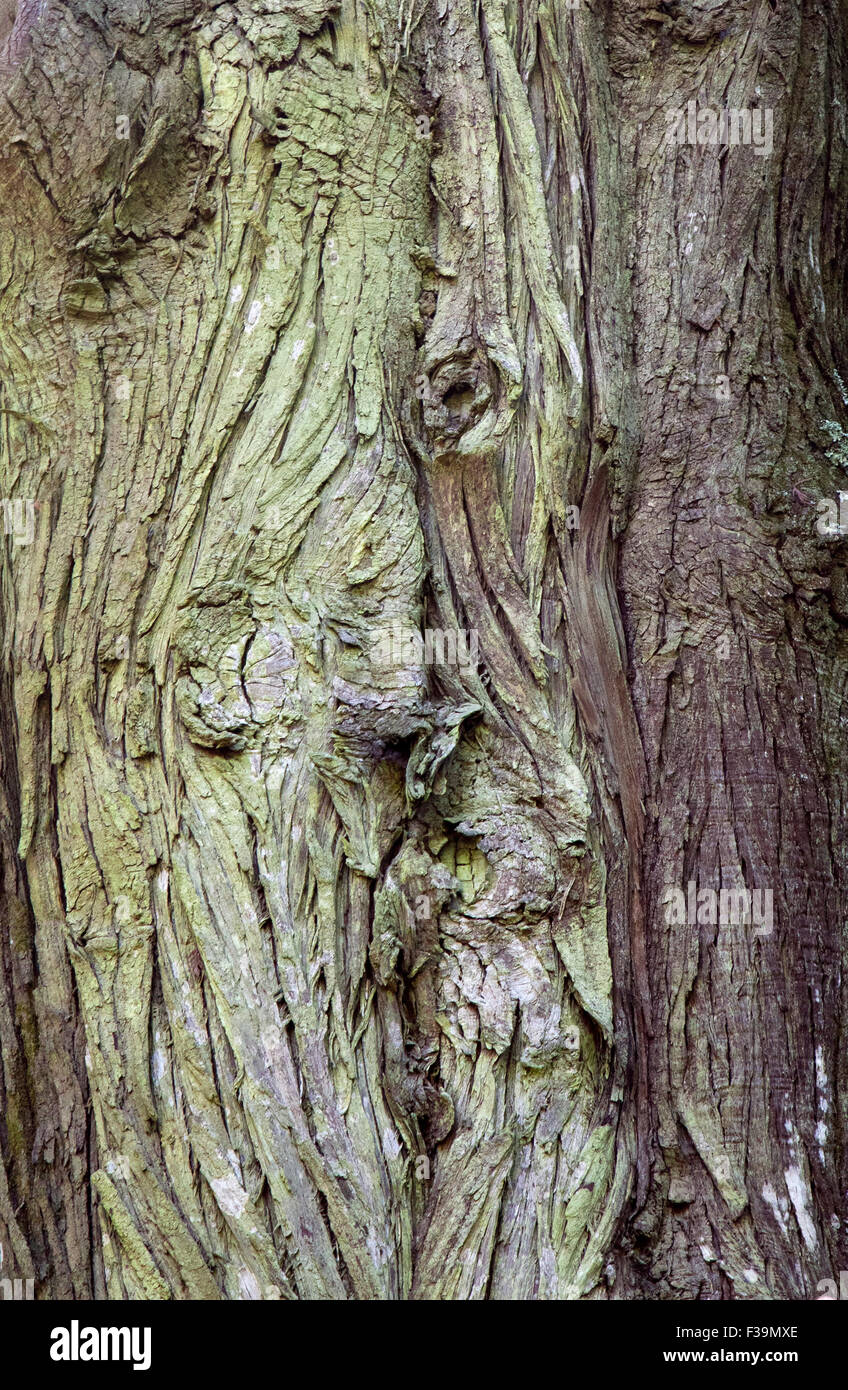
[1,0,846,1300]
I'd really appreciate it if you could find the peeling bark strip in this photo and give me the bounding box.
[0,0,845,1301]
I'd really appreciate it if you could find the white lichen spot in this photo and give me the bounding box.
[210,1171,249,1219]
[785,1166,818,1251]
[762,1181,790,1237]
[700,1244,715,1263]
[815,1047,830,1121]
[743,1269,759,1284]
[151,1048,167,1083]
[382,1128,402,1160]
[291,339,307,361]
[230,284,244,305]
[245,299,263,334]
[570,173,580,194]
[237,1267,262,1300]
[567,339,583,386]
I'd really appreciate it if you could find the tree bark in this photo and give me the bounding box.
[0,0,846,1300]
